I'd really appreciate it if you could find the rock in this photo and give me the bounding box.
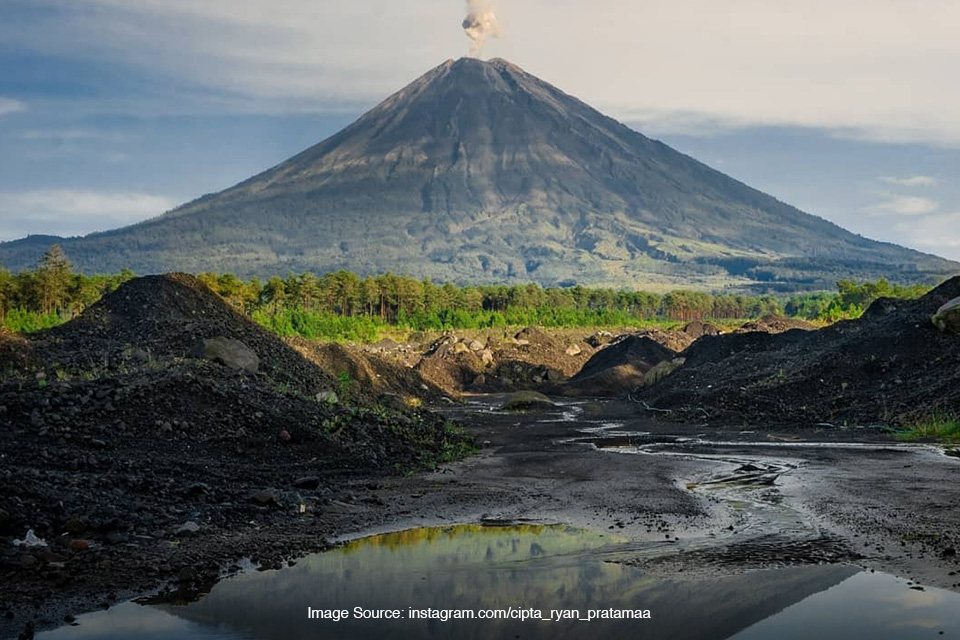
[176,521,201,535]
[585,331,614,348]
[39,550,68,564]
[471,374,487,388]
[453,342,471,355]
[500,391,556,412]
[643,358,686,386]
[545,368,563,382]
[480,349,495,366]
[251,490,280,507]
[511,338,531,346]
[278,429,292,442]
[932,297,960,334]
[69,539,90,552]
[565,344,582,356]
[192,337,259,373]
[316,390,339,404]
[293,476,320,490]
[469,340,485,351]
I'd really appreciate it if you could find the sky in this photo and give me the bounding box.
[0,0,958,260]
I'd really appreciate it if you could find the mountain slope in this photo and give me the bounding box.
[1,57,956,290]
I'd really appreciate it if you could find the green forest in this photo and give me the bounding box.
[0,245,934,342]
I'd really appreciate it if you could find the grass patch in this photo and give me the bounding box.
[895,412,960,442]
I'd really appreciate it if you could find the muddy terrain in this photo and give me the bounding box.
[3,275,960,639]
[5,394,960,638]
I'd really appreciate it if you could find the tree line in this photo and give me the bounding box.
[0,245,935,339]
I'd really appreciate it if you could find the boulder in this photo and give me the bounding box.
[500,390,556,412]
[193,336,259,373]
[480,349,495,366]
[643,358,686,386]
[469,340,485,351]
[932,297,960,334]
[453,342,471,355]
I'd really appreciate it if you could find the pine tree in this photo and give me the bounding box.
[35,245,73,315]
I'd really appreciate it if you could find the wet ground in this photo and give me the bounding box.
[7,394,960,639]
[35,524,960,639]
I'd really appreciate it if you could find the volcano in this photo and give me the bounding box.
[1,57,956,290]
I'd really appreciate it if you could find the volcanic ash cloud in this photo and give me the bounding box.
[462,1,499,57]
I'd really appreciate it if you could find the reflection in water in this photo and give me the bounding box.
[37,525,960,640]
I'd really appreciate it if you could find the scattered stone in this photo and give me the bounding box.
[480,349,495,366]
[192,336,259,373]
[453,342,471,355]
[565,344,582,356]
[69,540,90,552]
[469,340,485,351]
[643,358,686,386]
[39,551,68,564]
[176,521,201,535]
[279,429,292,442]
[293,477,320,490]
[251,490,280,507]
[500,391,556,412]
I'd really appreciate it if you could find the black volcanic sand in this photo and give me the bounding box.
[640,276,960,425]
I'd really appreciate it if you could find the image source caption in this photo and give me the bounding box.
[308,607,653,622]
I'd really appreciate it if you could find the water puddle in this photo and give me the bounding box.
[37,524,960,639]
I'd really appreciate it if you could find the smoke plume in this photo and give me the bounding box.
[462,1,499,58]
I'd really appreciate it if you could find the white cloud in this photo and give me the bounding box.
[892,212,960,250]
[867,195,940,217]
[0,98,26,117]
[5,0,960,146]
[0,190,176,241]
[877,176,939,187]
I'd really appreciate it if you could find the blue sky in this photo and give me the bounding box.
[0,0,958,260]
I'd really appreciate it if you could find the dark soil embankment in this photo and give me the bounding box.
[640,277,960,425]
[0,275,470,632]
